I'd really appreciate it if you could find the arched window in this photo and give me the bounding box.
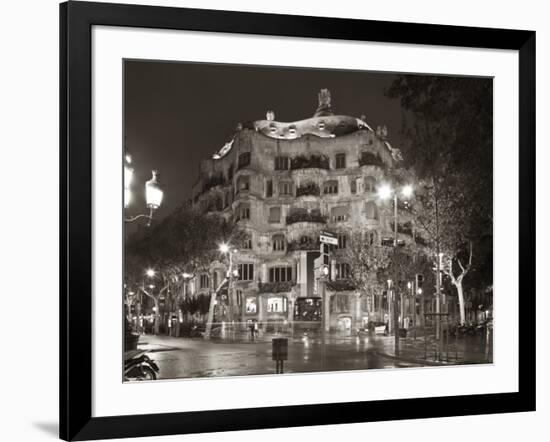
[364,176,377,192]
[365,201,379,220]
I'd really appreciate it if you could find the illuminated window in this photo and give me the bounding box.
[245,297,257,314]
[267,297,288,313]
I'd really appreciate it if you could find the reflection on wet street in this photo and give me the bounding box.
[135,333,422,381]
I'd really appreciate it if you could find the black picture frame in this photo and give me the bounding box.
[60,1,536,440]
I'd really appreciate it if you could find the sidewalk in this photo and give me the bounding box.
[373,332,493,366]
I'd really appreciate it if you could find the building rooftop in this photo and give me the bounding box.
[211,89,400,161]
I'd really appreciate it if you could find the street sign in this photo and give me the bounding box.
[319,230,338,245]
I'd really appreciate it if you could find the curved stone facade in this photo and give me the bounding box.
[189,90,406,332]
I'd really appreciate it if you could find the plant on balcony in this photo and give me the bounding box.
[287,238,320,251]
[359,151,385,168]
[286,211,327,225]
[296,182,320,197]
[327,279,356,292]
[291,154,330,170]
[258,281,294,293]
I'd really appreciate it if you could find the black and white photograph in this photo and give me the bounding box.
[123,60,493,381]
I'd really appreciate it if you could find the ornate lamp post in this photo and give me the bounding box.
[124,152,164,226]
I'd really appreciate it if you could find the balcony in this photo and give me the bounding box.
[359,151,385,168]
[296,182,320,197]
[258,281,295,294]
[201,174,226,193]
[291,154,330,170]
[286,211,327,225]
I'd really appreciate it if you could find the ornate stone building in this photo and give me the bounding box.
[190,89,405,333]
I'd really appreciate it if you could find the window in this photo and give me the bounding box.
[266,179,273,197]
[268,206,281,223]
[227,164,234,181]
[236,175,250,193]
[366,231,377,245]
[236,204,250,221]
[364,176,377,192]
[331,206,349,222]
[274,156,290,170]
[350,177,357,194]
[212,272,218,290]
[365,201,379,220]
[336,263,351,279]
[272,234,285,251]
[337,233,347,249]
[238,263,254,281]
[269,266,293,282]
[323,180,338,195]
[199,274,210,289]
[242,236,253,250]
[279,181,293,196]
[224,191,232,208]
[238,152,251,169]
[236,289,243,307]
[267,297,288,313]
[335,153,346,169]
[245,297,257,314]
[300,235,312,245]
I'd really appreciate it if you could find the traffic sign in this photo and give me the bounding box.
[319,230,338,245]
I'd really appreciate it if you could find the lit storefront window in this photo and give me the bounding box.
[267,297,287,313]
[245,297,257,314]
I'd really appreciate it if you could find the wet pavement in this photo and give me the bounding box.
[134,333,422,380]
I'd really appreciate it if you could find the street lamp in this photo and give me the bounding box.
[125,154,165,226]
[124,153,134,208]
[145,268,156,278]
[378,183,414,356]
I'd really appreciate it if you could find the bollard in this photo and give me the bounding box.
[272,338,288,374]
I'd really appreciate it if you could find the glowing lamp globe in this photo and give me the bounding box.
[377,184,393,200]
[145,170,163,210]
[124,156,134,208]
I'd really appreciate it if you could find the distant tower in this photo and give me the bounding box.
[266,110,275,121]
[314,88,334,117]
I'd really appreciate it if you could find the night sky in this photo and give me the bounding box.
[124,60,402,221]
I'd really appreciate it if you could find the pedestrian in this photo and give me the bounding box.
[254,321,259,339]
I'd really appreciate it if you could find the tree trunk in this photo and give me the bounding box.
[154,299,160,335]
[455,281,466,325]
[204,291,217,339]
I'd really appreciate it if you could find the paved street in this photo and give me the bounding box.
[135,335,440,379]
